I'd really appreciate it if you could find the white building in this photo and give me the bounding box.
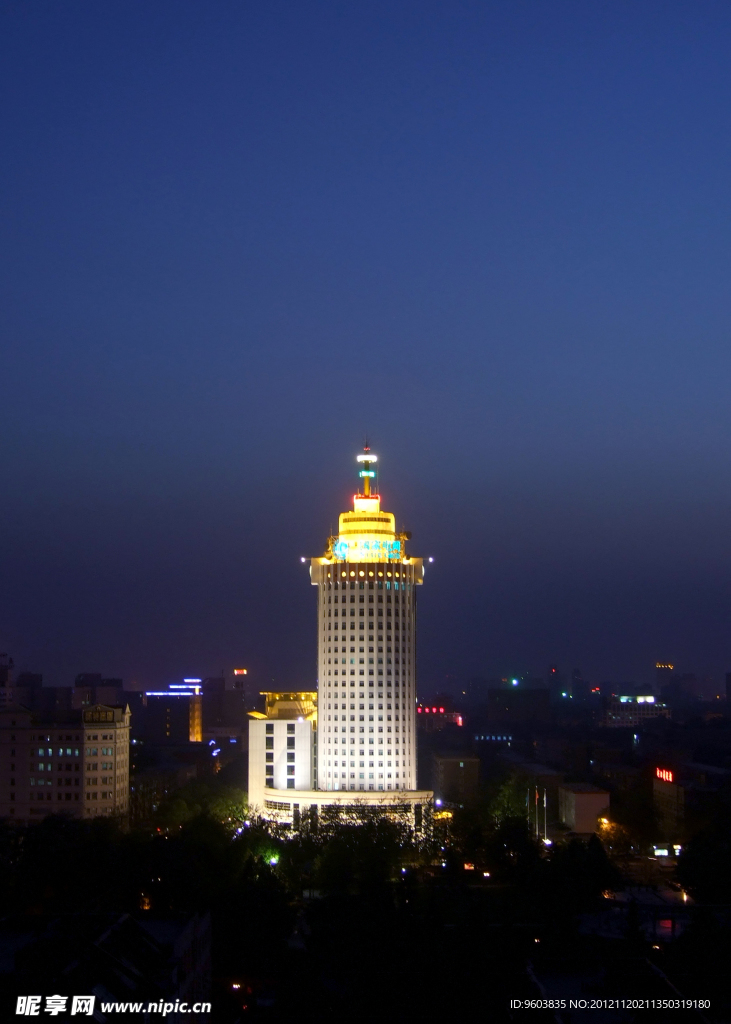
[248,691,317,795]
[558,783,609,833]
[248,449,432,825]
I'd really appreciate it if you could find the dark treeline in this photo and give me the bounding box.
[0,774,729,1021]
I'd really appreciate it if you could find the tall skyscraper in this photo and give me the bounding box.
[248,448,432,821]
[310,447,423,792]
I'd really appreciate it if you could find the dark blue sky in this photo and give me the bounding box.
[3,1,731,692]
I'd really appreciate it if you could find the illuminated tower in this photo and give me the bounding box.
[309,448,424,793]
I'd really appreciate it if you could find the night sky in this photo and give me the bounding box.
[3,2,731,693]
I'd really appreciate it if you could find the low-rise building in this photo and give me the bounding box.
[0,704,131,821]
[248,690,317,795]
[653,761,731,840]
[558,783,610,833]
[433,754,479,805]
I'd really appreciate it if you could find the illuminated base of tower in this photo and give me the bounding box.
[248,693,432,829]
[248,783,434,830]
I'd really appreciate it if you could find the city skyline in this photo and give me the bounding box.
[3,429,731,692]
[2,6,731,1014]
[3,437,727,697]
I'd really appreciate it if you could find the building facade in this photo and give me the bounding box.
[653,762,731,841]
[143,683,203,744]
[310,448,422,793]
[433,755,480,805]
[248,449,432,823]
[558,783,610,833]
[604,695,671,728]
[0,703,131,821]
[248,691,317,794]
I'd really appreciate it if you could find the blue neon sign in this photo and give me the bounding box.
[333,538,402,560]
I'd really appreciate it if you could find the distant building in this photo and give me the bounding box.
[605,695,670,728]
[653,762,731,839]
[485,687,550,723]
[547,664,562,698]
[416,703,464,731]
[558,784,609,833]
[0,703,131,821]
[0,655,14,709]
[473,731,512,746]
[200,676,249,733]
[5,673,74,718]
[433,754,479,805]
[656,663,674,691]
[72,674,125,708]
[143,683,203,744]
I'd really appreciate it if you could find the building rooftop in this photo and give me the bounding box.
[560,783,610,794]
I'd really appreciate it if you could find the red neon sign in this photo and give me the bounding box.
[656,767,673,783]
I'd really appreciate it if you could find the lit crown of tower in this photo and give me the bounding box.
[328,448,407,562]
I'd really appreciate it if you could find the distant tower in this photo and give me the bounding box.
[656,662,674,692]
[309,447,424,793]
[547,664,562,697]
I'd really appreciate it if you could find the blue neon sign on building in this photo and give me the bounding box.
[333,538,402,560]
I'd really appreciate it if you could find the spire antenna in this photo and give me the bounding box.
[356,444,377,497]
